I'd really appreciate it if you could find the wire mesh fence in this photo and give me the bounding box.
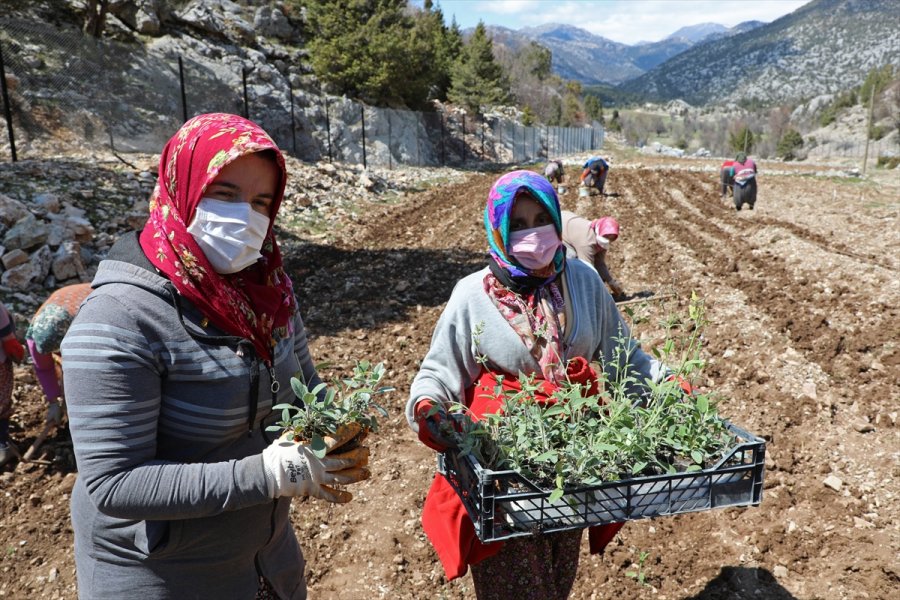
[0,18,603,168]
[803,137,897,159]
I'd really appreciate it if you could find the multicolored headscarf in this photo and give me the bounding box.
[138,113,296,364]
[483,170,565,283]
[482,170,568,382]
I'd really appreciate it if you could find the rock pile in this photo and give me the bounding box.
[0,153,466,320]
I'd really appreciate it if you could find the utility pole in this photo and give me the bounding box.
[862,84,875,176]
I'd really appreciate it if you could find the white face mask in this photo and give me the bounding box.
[187,198,270,274]
[596,235,611,251]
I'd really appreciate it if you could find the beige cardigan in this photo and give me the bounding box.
[560,210,613,283]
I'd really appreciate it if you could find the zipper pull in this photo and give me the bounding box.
[269,365,280,394]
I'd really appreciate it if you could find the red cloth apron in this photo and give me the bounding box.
[421,357,624,580]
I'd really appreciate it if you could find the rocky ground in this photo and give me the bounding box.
[0,148,897,599]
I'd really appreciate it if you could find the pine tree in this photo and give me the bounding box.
[447,22,510,114]
[584,95,604,124]
[303,0,443,108]
[776,128,804,160]
[859,64,894,104]
[411,3,461,102]
[728,125,755,154]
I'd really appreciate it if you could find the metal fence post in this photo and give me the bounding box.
[387,110,392,170]
[0,42,17,162]
[178,56,188,123]
[415,116,420,166]
[461,113,466,164]
[440,112,445,167]
[480,116,485,161]
[360,103,367,170]
[323,93,332,162]
[532,127,536,161]
[287,77,296,155]
[241,66,249,119]
[520,124,525,162]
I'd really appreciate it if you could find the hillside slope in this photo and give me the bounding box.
[619,0,900,104]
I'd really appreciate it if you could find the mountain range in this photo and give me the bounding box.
[484,0,900,105]
[486,21,764,86]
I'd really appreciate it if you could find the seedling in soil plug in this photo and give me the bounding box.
[626,550,652,587]
[267,360,392,457]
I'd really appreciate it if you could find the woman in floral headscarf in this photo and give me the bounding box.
[61,114,369,600]
[406,170,667,599]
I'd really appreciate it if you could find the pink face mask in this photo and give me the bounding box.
[508,224,560,270]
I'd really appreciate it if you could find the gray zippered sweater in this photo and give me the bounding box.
[406,260,665,427]
[61,233,319,599]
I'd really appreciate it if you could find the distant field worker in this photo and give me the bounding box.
[719,160,735,197]
[1,301,26,467]
[25,283,92,428]
[732,153,758,211]
[544,159,564,185]
[561,210,625,297]
[580,156,609,195]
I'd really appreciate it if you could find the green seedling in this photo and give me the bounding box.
[267,360,392,457]
[626,550,652,586]
[449,293,737,499]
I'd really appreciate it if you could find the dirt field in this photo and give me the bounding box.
[1,153,898,600]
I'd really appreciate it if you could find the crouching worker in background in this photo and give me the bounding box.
[544,159,565,186]
[732,152,759,211]
[61,113,369,600]
[561,211,625,298]
[0,301,26,467]
[719,159,735,198]
[25,283,93,431]
[580,156,609,196]
[406,170,669,599]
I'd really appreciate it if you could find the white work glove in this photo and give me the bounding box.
[45,402,62,427]
[262,437,369,503]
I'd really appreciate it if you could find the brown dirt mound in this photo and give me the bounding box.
[1,157,898,600]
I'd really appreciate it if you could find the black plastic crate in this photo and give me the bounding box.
[438,422,765,543]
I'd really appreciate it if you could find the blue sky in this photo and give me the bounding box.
[413,0,812,45]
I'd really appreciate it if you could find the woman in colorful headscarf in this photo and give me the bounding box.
[561,211,625,297]
[406,170,666,599]
[22,283,93,432]
[61,114,369,600]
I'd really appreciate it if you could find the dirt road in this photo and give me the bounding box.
[2,157,897,599]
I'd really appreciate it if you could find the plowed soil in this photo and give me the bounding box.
[2,155,898,600]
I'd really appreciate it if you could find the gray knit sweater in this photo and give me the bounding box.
[406,259,665,428]
[61,235,320,599]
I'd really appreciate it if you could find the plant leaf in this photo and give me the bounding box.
[290,377,307,399]
[696,395,709,413]
[309,435,327,458]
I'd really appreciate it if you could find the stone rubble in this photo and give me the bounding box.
[0,153,466,323]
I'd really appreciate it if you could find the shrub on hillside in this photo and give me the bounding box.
[776,128,804,161]
[876,155,900,169]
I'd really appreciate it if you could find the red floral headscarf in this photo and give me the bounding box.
[138,113,296,364]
